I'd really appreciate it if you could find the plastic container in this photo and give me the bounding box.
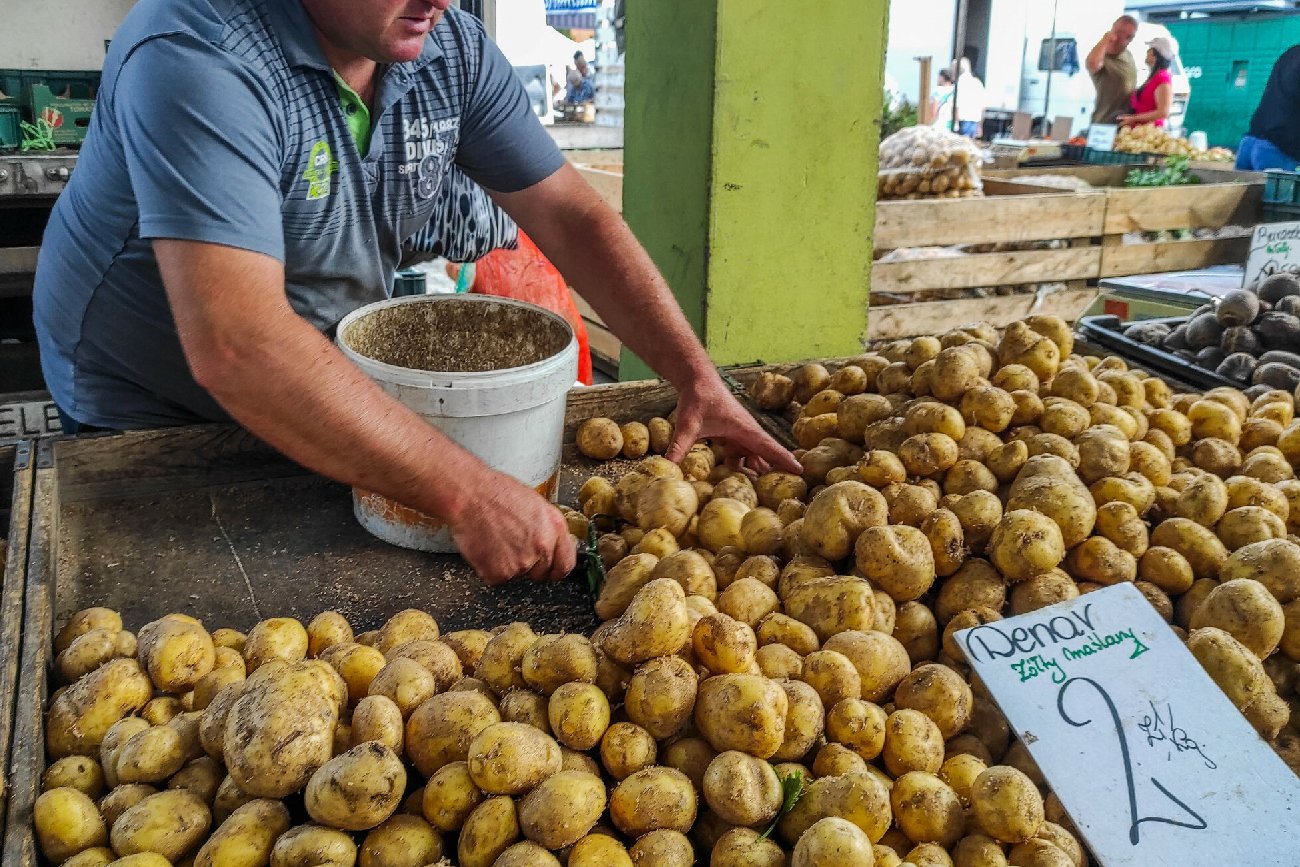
[391,268,427,297]
[1076,314,1237,391]
[0,102,19,150]
[1060,144,1155,166]
[336,294,578,552]
[1264,169,1300,222]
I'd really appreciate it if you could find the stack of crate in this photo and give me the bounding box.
[0,69,99,148]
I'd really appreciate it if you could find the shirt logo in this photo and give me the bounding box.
[303,139,339,200]
[401,116,459,199]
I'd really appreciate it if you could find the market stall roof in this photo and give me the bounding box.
[545,0,597,30]
[1128,0,1297,13]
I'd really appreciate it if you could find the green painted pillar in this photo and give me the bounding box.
[621,0,889,381]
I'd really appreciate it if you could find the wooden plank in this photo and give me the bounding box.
[50,426,303,504]
[867,287,1101,340]
[1102,182,1263,233]
[1099,237,1252,278]
[4,463,49,867]
[874,190,1106,250]
[871,247,1102,294]
[0,443,32,847]
[986,165,1129,186]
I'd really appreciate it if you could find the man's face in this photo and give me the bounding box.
[1111,20,1137,53]
[303,0,452,63]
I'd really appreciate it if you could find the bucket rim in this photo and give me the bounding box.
[336,293,577,382]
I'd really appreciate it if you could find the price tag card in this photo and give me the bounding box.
[1086,123,1117,151]
[1244,221,1300,288]
[955,583,1300,867]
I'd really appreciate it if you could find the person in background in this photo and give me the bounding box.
[1118,38,1174,128]
[1087,15,1138,126]
[929,69,954,130]
[1237,45,1300,172]
[565,50,594,104]
[953,58,985,139]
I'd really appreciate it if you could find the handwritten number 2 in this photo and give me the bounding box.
[1056,677,1208,844]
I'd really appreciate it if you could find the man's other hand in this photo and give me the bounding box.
[665,376,802,476]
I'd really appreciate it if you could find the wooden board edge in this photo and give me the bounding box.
[867,288,1101,340]
[874,192,1107,250]
[3,463,53,867]
[0,442,34,847]
[871,247,1102,294]
[1098,236,1253,279]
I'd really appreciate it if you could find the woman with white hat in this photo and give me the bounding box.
[1118,37,1174,127]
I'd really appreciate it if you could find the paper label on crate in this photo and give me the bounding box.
[1086,123,1118,152]
[954,583,1300,867]
[1244,221,1300,288]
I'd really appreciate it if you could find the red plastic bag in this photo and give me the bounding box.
[468,231,593,386]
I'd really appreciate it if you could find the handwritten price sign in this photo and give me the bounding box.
[1244,221,1300,289]
[956,583,1300,866]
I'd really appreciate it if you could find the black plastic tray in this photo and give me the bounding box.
[1076,314,1240,391]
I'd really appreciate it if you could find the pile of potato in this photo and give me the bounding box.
[560,313,1300,862]
[1114,124,1234,162]
[34,312,1300,867]
[878,126,983,201]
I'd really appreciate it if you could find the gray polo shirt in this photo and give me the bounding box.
[33,0,565,428]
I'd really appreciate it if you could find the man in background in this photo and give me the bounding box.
[1237,45,1300,171]
[1087,15,1138,126]
[564,50,594,104]
[954,58,985,139]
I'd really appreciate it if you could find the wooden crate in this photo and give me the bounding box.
[870,178,1108,339]
[0,373,793,865]
[0,442,34,853]
[987,165,1262,280]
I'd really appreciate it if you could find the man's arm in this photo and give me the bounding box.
[490,164,801,474]
[153,239,575,584]
[1086,32,1113,75]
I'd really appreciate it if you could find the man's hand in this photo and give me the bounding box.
[490,166,802,478]
[664,375,803,476]
[447,469,577,585]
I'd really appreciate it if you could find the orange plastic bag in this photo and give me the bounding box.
[469,231,593,385]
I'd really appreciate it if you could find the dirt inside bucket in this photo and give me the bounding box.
[343,298,571,372]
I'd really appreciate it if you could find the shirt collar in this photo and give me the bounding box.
[266,0,445,75]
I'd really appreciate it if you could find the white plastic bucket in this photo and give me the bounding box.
[336,294,578,553]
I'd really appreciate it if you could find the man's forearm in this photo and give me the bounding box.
[493,165,718,390]
[157,241,490,525]
[1086,37,1110,74]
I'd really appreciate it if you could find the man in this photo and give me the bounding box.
[33,0,798,584]
[1237,45,1300,172]
[565,50,595,105]
[1087,15,1138,126]
[953,58,985,139]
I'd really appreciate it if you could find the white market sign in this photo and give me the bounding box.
[1244,220,1300,288]
[1086,123,1117,152]
[955,583,1300,867]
